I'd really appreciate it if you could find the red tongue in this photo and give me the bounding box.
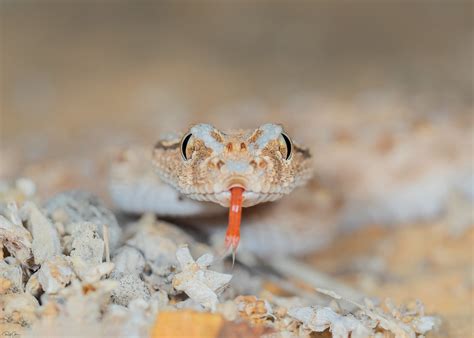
[225,187,244,258]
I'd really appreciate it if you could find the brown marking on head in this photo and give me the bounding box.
[248,129,263,144]
[216,160,225,170]
[191,139,212,161]
[211,130,224,143]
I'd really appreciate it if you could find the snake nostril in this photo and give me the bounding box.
[259,160,267,169]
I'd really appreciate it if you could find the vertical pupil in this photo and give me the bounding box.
[181,133,193,160]
[281,133,292,160]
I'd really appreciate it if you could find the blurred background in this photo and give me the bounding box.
[1,2,473,336]
[1,2,472,152]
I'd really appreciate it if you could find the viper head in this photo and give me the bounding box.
[153,123,312,207]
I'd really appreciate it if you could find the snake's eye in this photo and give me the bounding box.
[278,133,293,160]
[181,133,194,161]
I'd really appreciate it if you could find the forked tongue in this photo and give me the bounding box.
[225,187,244,265]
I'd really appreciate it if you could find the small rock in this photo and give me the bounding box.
[111,274,151,307]
[71,260,114,283]
[142,264,176,295]
[25,271,42,297]
[43,190,122,251]
[413,316,438,335]
[0,203,33,265]
[69,222,104,265]
[41,279,117,321]
[22,202,61,265]
[111,246,146,277]
[66,222,112,282]
[288,306,371,338]
[37,255,75,294]
[1,292,39,326]
[126,225,178,267]
[0,257,23,293]
[172,246,232,312]
[235,295,274,324]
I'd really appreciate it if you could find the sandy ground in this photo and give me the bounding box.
[306,223,473,337]
[1,2,473,337]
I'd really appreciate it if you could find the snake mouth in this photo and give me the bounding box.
[228,183,246,191]
[225,177,248,192]
[188,176,282,207]
[199,190,272,208]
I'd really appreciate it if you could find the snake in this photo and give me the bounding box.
[108,114,472,257]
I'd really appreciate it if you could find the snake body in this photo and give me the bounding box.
[109,114,472,256]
